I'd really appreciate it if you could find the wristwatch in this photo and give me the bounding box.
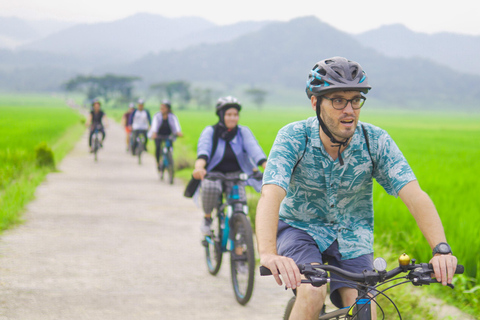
[432,242,452,256]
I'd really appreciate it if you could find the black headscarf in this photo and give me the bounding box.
[213,107,239,142]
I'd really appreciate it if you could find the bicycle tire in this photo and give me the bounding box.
[204,210,223,275]
[230,213,255,305]
[159,149,167,180]
[93,134,100,162]
[284,296,296,320]
[167,149,174,184]
[136,143,142,165]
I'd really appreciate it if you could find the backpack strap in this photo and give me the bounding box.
[210,125,220,163]
[361,124,375,173]
[292,123,309,174]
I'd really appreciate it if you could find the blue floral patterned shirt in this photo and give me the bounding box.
[263,117,416,260]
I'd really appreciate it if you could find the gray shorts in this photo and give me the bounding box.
[276,220,373,308]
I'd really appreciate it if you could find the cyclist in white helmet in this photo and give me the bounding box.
[149,100,183,170]
[129,99,151,155]
[192,96,267,234]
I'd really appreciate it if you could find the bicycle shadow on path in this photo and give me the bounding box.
[0,120,291,320]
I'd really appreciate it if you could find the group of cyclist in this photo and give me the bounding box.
[88,98,183,171]
[86,56,458,320]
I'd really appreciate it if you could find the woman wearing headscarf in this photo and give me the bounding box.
[192,96,266,234]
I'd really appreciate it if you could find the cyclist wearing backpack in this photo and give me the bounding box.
[86,98,108,152]
[192,96,267,235]
[256,57,458,320]
[149,100,183,170]
[129,99,151,155]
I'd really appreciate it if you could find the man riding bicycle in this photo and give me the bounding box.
[86,98,108,152]
[129,99,151,155]
[192,96,267,235]
[256,57,458,320]
[149,100,183,170]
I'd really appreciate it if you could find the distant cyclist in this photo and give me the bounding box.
[149,100,183,170]
[129,99,151,155]
[122,103,136,152]
[192,96,267,234]
[86,98,108,152]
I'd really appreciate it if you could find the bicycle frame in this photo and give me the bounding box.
[216,186,249,253]
[161,138,173,167]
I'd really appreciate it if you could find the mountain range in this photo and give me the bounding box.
[357,24,480,76]
[1,13,479,109]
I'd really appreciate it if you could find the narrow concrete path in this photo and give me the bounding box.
[0,121,291,320]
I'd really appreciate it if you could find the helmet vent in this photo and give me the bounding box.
[351,66,358,79]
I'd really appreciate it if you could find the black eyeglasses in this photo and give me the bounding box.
[323,96,366,110]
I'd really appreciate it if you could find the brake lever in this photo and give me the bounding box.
[407,263,456,289]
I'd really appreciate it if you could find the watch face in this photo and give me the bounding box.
[439,244,449,253]
[435,243,451,254]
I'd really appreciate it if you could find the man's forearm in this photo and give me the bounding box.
[399,181,447,248]
[255,184,286,257]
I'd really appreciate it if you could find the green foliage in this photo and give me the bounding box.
[34,142,55,168]
[0,95,83,230]
[63,74,140,102]
[244,87,268,109]
[150,80,191,109]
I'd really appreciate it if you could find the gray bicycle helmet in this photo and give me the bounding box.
[306,57,371,99]
[215,96,241,115]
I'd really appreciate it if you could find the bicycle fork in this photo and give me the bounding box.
[347,287,373,319]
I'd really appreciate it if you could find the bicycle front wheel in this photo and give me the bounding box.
[230,213,255,305]
[204,211,223,275]
[283,296,296,320]
[167,150,174,184]
[136,144,142,164]
[93,135,100,162]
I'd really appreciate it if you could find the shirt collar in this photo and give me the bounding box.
[308,117,363,161]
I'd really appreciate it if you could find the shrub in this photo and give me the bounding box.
[35,142,55,168]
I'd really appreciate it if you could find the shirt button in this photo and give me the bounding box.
[330,204,334,208]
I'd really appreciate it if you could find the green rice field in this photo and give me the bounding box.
[0,94,84,230]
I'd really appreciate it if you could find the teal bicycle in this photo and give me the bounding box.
[156,134,175,184]
[90,125,103,162]
[202,171,262,305]
[133,130,147,165]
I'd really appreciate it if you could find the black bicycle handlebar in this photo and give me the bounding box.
[155,134,176,140]
[205,171,263,182]
[260,260,464,288]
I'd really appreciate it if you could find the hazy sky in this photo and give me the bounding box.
[3,0,480,35]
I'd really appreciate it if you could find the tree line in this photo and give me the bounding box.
[63,74,268,109]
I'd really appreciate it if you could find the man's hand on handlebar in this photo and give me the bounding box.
[430,253,458,286]
[260,253,302,290]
